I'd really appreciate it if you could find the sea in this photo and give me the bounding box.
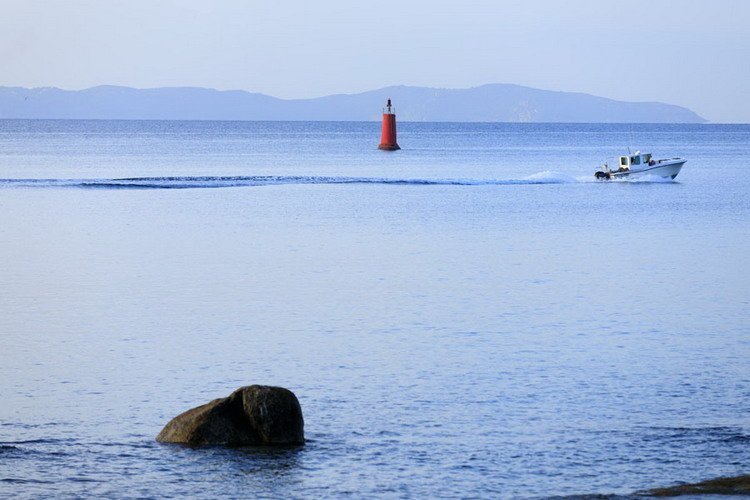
[0,120,748,498]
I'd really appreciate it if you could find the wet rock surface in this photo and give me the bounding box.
[156,385,304,446]
[636,474,750,496]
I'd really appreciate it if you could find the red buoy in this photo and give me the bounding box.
[378,98,400,150]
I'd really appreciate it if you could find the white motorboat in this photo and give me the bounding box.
[595,151,686,180]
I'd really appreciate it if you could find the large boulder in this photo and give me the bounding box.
[156,385,304,446]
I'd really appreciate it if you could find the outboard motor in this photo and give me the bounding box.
[595,162,612,180]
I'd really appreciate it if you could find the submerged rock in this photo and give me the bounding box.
[156,385,304,446]
[638,474,750,496]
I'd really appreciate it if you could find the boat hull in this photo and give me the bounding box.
[607,159,686,180]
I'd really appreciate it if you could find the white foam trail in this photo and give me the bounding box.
[523,171,579,183]
[0,171,675,189]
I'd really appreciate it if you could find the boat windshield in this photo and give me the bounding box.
[631,156,641,165]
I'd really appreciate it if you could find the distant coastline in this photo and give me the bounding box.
[0,83,706,123]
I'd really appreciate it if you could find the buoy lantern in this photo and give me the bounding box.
[378,98,400,150]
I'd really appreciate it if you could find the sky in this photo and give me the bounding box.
[1,0,748,122]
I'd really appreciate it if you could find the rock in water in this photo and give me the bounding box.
[638,474,750,496]
[156,385,304,446]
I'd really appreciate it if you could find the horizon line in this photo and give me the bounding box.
[1,117,742,125]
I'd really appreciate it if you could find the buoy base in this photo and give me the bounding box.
[378,143,400,151]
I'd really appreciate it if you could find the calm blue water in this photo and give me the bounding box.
[1,120,748,498]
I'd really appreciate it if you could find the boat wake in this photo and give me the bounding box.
[0,171,673,189]
[613,173,677,183]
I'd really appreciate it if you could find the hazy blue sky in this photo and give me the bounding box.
[1,0,748,122]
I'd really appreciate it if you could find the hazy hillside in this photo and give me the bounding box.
[0,84,706,122]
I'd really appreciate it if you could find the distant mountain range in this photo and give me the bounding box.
[0,84,706,123]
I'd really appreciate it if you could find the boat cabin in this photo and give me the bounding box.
[619,152,653,170]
